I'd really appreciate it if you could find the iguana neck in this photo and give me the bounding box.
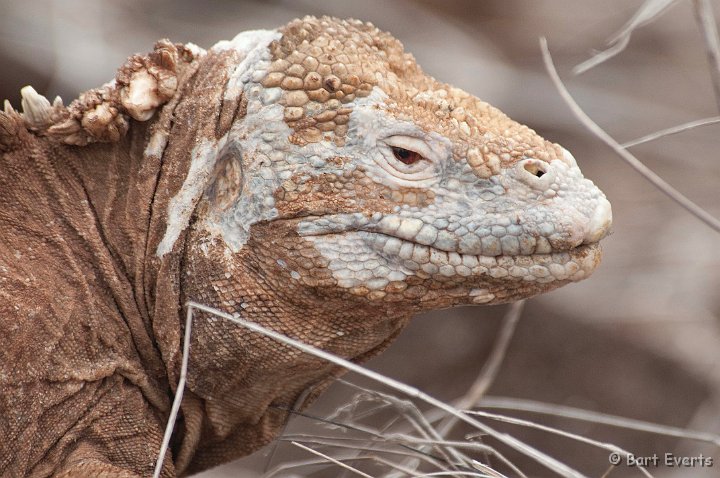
[172,221,411,472]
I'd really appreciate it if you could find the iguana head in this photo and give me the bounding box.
[184,16,611,315]
[163,17,612,460]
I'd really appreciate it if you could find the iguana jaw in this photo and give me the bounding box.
[297,228,602,305]
[290,152,612,305]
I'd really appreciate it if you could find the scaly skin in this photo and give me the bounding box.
[0,16,610,477]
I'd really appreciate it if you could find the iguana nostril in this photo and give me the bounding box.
[517,159,553,188]
[523,161,546,178]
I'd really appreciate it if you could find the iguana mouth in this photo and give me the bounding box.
[355,231,601,280]
[355,230,598,258]
[301,227,601,284]
[296,214,600,258]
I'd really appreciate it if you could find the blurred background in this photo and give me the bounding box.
[2,1,719,476]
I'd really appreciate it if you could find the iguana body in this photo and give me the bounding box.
[0,16,611,477]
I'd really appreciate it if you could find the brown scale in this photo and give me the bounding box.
[273,164,434,219]
[263,17,406,146]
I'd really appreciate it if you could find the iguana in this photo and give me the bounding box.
[0,16,612,477]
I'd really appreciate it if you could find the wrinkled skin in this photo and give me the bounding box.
[0,16,610,477]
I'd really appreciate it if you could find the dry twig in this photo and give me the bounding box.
[437,300,525,438]
[621,116,720,148]
[479,396,720,446]
[692,0,720,112]
[166,302,590,478]
[573,0,680,75]
[541,37,720,233]
[464,410,653,478]
[290,441,375,478]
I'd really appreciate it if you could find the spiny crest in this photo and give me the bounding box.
[0,40,199,149]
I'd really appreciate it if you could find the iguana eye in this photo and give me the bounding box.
[391,146,424,165]
[377,135,440,185]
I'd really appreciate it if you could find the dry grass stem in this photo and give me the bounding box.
[573,0,679,74]
[177,302,589,478]
[264,457,388,478]
[600,464,617,478]
[280,433,450,473]
[479,397,720,446]
[278,435,505,477]
[153,302,194,478]
[692,0,720,112]
[290,441,375,478]
[262,387,316,473]
[437,300,525,438]
[280,434,459,461]
[274,404,458,471]
[282,425,526,478]
[265,455,432,478]
[326,383,523,476]
[415,473,499,477]
[621,116,720,148]
[332,382,474,468]
[464,410,653,478]
[541,37,720,233]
